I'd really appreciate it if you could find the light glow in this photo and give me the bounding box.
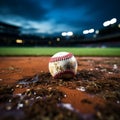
[103,18,117,27]
[103,21,110,27]
[67,31,73,36]
[118,24,120,28]
[56,38,60,41]
[61,32,67,36]
[95,30,99,34]
[83,28,94,34]
[89,29,94,33]
[61,31,73,36]
[110,18,117,24]
[16,39,23,44]
[83,30,89,34]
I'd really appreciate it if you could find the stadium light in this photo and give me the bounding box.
[61,32,67,36]
[56,38,60,42]
[67,31,73,36]
[83,30,89,34]
[16,39,23,44]
[110,18,117,24]
[83,28,94,34]
[61,31,73,36]
[103,18,117,27]
[95,30,99,34]
[89,29,94,33]
[118,24,120,28]
[103,21,110,27]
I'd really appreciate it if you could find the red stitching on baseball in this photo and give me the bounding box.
[54,70,75,79]
[49,53,73,62]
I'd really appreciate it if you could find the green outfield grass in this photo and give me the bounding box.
[0,47,120,56]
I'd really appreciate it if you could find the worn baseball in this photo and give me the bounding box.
[48,52,77,79]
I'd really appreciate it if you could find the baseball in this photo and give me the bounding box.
[48,52,78,79]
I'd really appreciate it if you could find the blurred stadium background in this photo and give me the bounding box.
[0,19,120,48]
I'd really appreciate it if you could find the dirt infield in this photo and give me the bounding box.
[0,57,120,120]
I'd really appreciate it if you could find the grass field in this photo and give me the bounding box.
[0,47,120,56]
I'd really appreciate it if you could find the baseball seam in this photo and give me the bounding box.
[49,53,73,62]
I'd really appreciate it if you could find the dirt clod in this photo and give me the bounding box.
[0,57,120,120]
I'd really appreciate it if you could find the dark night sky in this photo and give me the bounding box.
[0,0,120,35]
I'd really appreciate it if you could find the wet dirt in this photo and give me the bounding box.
[0,57,120,120]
